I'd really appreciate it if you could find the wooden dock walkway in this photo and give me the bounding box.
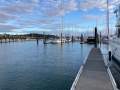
[71,48,113,90]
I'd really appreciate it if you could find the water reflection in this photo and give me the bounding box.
[0,41,93,90]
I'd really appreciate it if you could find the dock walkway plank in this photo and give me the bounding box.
[75,48,113,90]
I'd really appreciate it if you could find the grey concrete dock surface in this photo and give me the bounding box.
[73,48,113,90]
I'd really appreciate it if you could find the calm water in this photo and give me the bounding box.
[0,41,93,90]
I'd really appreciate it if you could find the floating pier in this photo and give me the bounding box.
[71,48,114,90]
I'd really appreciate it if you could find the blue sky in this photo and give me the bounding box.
[0,0,120,35]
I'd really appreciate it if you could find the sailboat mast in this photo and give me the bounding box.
[107,0,110,40]
[61,0,64,43]
[106,0,111,53]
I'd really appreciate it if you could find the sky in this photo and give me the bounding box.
[0,0,120,35]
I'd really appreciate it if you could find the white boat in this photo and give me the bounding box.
[49,39,65,44]
[110,38,120,62]
[110,4,120,62]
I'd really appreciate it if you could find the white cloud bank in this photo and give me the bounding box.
[0,0,119,33]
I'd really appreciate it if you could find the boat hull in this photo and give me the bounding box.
[110,39,120,63]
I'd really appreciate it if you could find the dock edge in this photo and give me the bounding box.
[102,49,119,90]
[70,51,89,90]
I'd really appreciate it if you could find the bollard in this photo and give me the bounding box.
[109,51,111,61]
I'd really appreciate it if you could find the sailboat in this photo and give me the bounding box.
[46,0,65,44]
[49,33,65,44]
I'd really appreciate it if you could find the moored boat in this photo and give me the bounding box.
[110,4,120,63]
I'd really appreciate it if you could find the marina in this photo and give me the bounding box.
[0,41,119,90]
[0,0,120,90]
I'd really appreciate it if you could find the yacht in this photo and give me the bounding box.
[110,4,120,63]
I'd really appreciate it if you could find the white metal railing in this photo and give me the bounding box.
[107,68,119,90]
[70,65,83,90]
[102,53,119,90]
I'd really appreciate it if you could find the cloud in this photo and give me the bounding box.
[0,0,78,24]
[32,0,39,3]
[0,0,118,33]
[79,0,106,11]
[0,1,38,14]
[0,0,40,30]
[79,0,120,12]
[0,0,40,24]
[0,12,16,23]
[0,24,19,32]
[40,0,78,16]
[83,14,105,21]
[84,15,99,20]
[16,18,56,28]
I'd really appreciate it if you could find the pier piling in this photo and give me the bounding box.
[109,51,112,61]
